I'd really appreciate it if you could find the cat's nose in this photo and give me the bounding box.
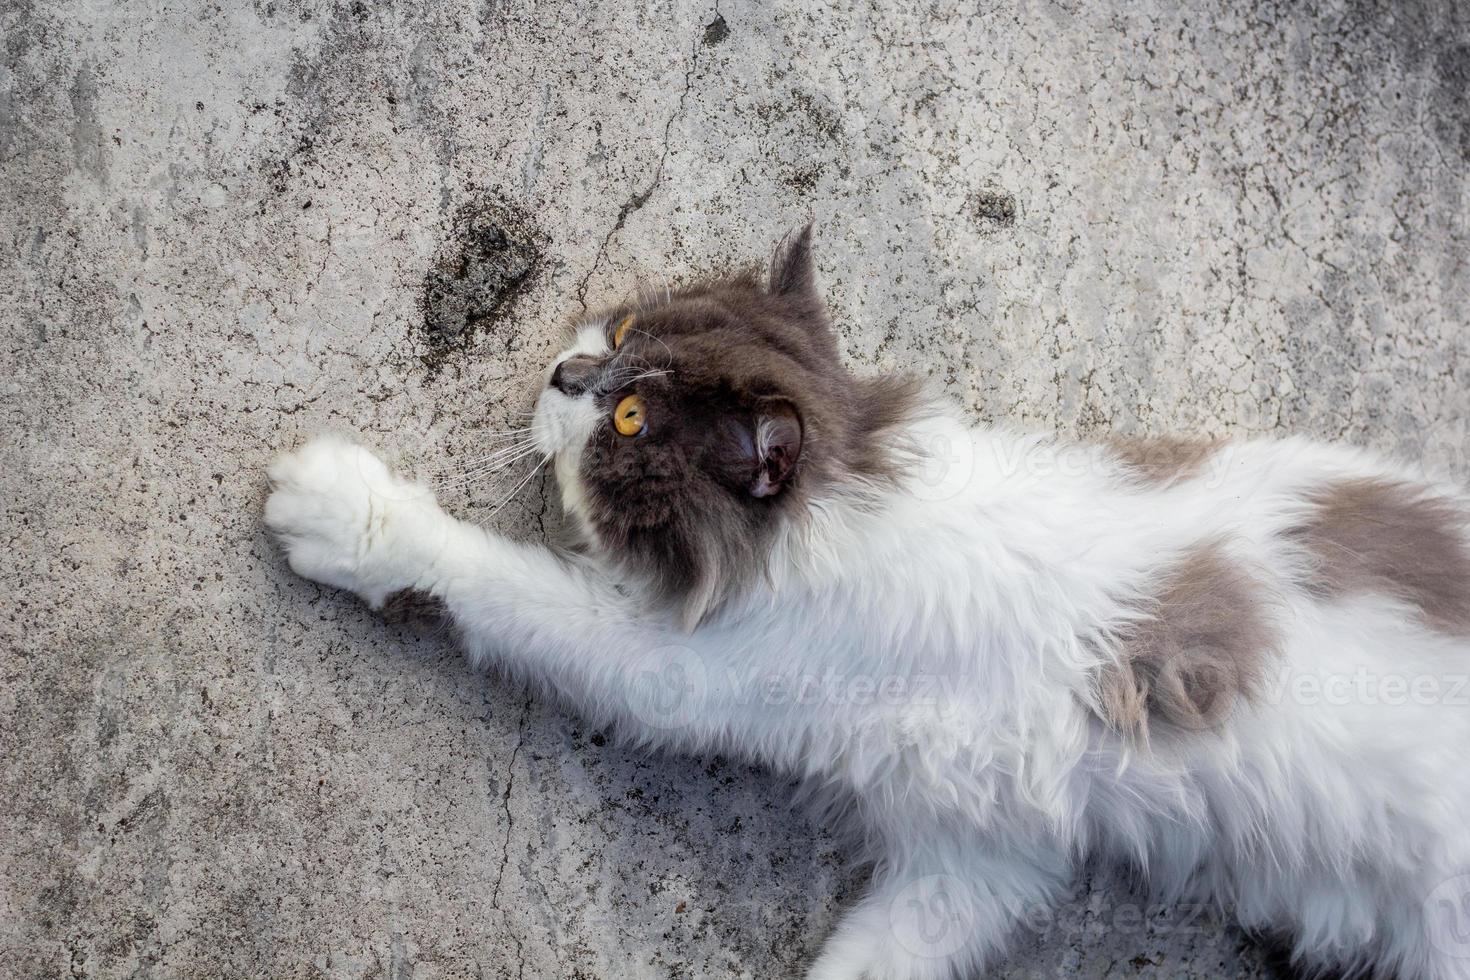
[550,356,600,396]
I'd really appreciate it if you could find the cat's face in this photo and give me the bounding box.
[530,228,914,622]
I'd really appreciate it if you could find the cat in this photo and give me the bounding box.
[265,226,1470,980]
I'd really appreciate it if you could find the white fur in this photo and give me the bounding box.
[266,373,1470,979]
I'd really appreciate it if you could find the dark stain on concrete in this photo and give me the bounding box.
[260,134,316,197]
[972,189,1017,231]
[703,13,730,47]
[419,197,543,376]
[1335,0,1470,163]
[1434,42,1470,161]
[784,163,824,194]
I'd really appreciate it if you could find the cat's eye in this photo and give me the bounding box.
[613,394,646,436]
[613,315,635,349]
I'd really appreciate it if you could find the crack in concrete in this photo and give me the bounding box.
[533,467,551,540]
[489,695,532,911]
[489,694,534,974]
[574,27,704,313]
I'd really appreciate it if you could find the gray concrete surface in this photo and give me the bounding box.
[4,0,1469,976]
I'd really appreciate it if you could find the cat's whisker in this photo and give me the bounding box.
[628,327,674,367]
[594,368,670,396]
[447,428,534,453]
[438,444,537,478]
[463,440,543,470]
[482,454,551,521]
[452,454,538,484]
[623,369,671,386]
[433,442,544,490]
[599,366,665,385]
[434,457,541,494]
[594,372,640,391]
[477,377,540,407]
[451,435,539,466]
[590,362,673,396]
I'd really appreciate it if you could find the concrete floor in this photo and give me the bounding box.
[4,0,1469,976]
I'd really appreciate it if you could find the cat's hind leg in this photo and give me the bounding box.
[805,844,1068,980]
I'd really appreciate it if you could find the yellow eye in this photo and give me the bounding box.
[613,315,635,348]
[613,394,646,436]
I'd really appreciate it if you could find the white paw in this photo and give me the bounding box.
[265,436,445,607]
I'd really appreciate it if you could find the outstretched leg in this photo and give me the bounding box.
[806,842,1069,980]
[265,436,770,754]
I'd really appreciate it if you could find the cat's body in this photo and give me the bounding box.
[266,230,1470,979]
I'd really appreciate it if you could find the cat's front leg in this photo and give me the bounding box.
[264,436,452,607]
[266,437,751,754]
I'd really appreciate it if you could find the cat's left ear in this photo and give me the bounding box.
[718,399,804,498]
[749,400,803,497]
[768,223,818,301]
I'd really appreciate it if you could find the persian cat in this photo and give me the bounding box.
[266,227,1470,979]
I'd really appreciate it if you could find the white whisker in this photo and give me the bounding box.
[439,447,534,478]
[433,442,543,490]
[628,327,673,367]
[482,455,551,520]
[450,435,538,467]
[450,427,534,450]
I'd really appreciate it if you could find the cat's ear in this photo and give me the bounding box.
[768,223,817,300]
[718,400,804,498]
[747,400,803,498]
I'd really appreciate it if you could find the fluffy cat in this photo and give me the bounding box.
[265,227,1470,979]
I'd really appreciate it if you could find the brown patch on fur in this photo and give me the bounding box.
[1109,436,1219,486]
[1287,478,1470,636]
[1097,539,1277,735]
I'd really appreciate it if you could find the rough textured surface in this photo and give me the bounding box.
[3,0,1468,976]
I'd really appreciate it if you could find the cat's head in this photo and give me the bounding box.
[531,226,917,624]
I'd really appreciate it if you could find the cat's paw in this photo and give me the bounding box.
[265,436,446,607]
